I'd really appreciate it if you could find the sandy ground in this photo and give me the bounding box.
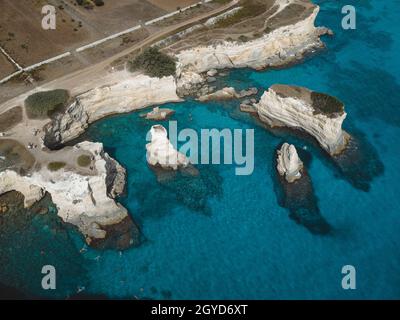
[0,0,91,66]
[147,0,199,11]
[0,0,201,69]
[0,53,16,78]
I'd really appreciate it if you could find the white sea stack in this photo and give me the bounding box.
[255,85,349,155]
[277,143,303,183]
[146,125,189,170]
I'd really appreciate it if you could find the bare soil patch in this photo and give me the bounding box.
[0,53,16,79]
[0,106,23,132]
[0,0,92,66]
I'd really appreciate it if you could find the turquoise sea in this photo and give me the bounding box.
[1,0,399,299]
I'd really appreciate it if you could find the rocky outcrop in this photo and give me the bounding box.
[142,107,175,121]
[197,86,258,102]
[176,5,326,92]
[255,85,349,155]
[276,143,303,183]
[146,125,189,170]
[0,141,135,247]
[45,75,182,148]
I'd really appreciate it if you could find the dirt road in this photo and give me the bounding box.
[0,0,239,113]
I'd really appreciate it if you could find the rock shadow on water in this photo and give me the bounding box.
[328,63,400,128]
[133,165,223,218]
[272,144,332,235]
[329,128,384,192]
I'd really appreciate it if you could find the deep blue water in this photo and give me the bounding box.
[1,0,400,299]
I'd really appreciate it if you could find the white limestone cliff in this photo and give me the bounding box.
[146,125,189,170]
[176,5,324,91]
[276,143,303,183]
[255,85,349,155]
[45,75,181,147]
[0,141,129,243]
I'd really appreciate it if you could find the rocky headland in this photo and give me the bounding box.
[254,84,349,155]
[174,1,329,96]
[0,141,138,249]
[44,75,181,148]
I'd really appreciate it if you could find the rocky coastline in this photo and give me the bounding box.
[0,0,332,249]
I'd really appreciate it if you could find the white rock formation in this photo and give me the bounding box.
[277,143,303,183]
[255,85,349,155]
[0,141,129,242]
[46,75,182,146]
[146,125,189,170]
[176,5,324,91]
[198,87,237,102]
[197,86,258,102]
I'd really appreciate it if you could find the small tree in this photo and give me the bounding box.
[25,89,70,119]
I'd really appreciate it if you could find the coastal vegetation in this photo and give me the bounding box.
[77,155,92,167]
[25,89,70,119]
[215,0,267,28]
[311,92,344,117]
[128,47,176,78]
[76,0,104,8]
[47,162,66,171]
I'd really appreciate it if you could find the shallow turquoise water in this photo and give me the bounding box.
[1,0,400,299]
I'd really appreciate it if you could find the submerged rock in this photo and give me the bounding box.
[255,85,349,155]
[276,143,303,183]
[142,107,175,121]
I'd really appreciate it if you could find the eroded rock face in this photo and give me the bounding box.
[277,143,303,183]
[45,75,181,148]
[146,125,189,170]
[0,141,135,247]
[255,85,349,155]
[176,5,324,92]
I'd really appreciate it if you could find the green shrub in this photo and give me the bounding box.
[238,35,249,42]
[94,0,104,6]
[128,47,176,78]
[25,89,69,119]
[47,162,66,171]
[311,92,344,117]
[77,155,92,167]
